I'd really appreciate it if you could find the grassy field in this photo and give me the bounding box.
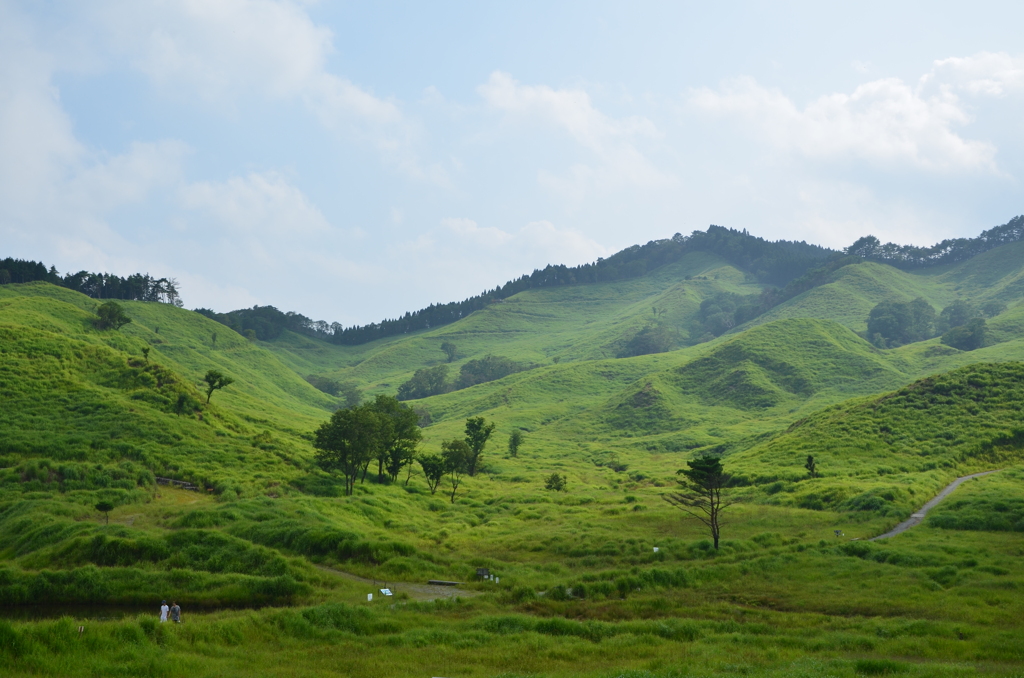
[2,240,1024,676]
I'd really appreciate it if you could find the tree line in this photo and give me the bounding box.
[846,214,1024,269]
[196,226,838,347]
[0,257,183,306]
[194,216,1021,348]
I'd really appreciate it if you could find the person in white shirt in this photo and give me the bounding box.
[160,600,169,622]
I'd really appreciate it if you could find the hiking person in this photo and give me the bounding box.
[160,600,169,622]
[170,601,181,624]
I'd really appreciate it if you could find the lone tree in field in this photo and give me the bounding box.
[441,341,457,363]
[418,453,446,495]
[95,501,114,525]
[663,455,732,550]
[464,416,495,476]
[95,301,132,330]
[313,406,382,495]
[508,429,525,458]
[805,455,818,478]
[441,439,470,503]
[203,369,235,403]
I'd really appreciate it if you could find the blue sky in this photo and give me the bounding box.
[2,1,1022,324]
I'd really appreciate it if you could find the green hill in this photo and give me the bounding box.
[3,231,1024,678]
[0,282,335,494]
[263,251,758,396]
[728,361,1024,516]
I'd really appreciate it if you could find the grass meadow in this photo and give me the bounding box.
[2,244,1024,676]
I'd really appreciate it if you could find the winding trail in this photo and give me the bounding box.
[869,470,1001,541]
[315,565,482,603]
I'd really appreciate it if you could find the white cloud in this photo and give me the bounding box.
[690,75,996,172]
[479,71,659,150]
[179,171,331,236]
[0,6,81,221]
[67,141,188,213]
[121,0,333,102]
[439,217,610,263]
[478,71,673,201]
[93,0,432,177]
[0,7,186,262]
[928,52,1024,97]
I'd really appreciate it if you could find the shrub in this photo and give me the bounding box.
[95,301,132,331]
[854,658,909,675]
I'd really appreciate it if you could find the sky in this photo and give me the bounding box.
[2,1,1022,325]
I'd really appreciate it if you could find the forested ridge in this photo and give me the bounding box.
[197,216,1024,346]
[9,215,1022,346]
[847,214,1024,268]
[0,257,182,306]
[201,225,838,344]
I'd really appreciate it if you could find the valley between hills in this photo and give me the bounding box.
[2,223,1024,677]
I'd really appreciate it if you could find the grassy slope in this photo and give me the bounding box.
[0,282,344,497]
[746,242,1024,334]
[4,242,1024,676]
[265,251,758,395]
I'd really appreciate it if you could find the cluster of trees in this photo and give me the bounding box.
[396,365,450,400]
[194,305,336,342]
[938,300,1004,351]
[313,404,496,501]
[619,322,678,357]
[417,417,496,502]
[867,298,936,347]
[312,396,424,495]
[867,297,1005,350]
[0,257,183,306]
[305,375,361,408]
[846,215,1024,269]
[396,354,530,401]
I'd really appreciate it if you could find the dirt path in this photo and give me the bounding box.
[869,470,1001,541]
[315,566,482,603]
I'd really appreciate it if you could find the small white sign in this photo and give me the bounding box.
[380,588,393,596]
[367,593,373,602]
[495,577,499,584]
[653,547,659,553]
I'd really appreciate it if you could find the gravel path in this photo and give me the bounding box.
[869,470,1001,541]
[316,565,482,602]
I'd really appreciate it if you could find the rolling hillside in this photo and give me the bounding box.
[3,228,1024,678]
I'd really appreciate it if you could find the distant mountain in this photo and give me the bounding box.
[198,225,837,345]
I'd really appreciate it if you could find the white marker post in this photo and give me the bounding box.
[367,593,373,602]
